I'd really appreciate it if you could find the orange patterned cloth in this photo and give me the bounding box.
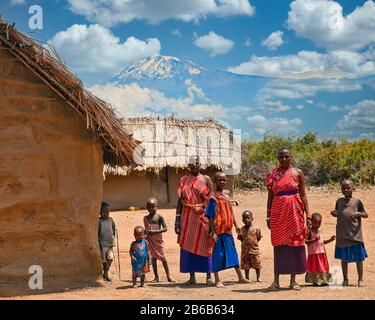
[207,192,234,235]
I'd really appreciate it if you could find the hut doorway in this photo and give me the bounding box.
[151,167,169,205]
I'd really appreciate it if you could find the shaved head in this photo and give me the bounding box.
[146,197,158,205]
[277,148,292,168]
[278,148,291,156]
[188,155,200,165]
[134,225,144,234]
[214,172,226,180]
[342,179,354,187]
[312,212,322,220]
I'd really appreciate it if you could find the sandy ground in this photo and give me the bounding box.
[3,188,375,300]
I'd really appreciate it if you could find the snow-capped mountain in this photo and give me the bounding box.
[114,55,204,81]
[107,55,265,102]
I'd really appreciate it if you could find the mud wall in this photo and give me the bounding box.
[104,167,234,210]
[0,49,103,296]
[104,172,153,210]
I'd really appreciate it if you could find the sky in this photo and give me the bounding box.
[1,0,374,140]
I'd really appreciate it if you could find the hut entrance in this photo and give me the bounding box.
[151,167,169,205]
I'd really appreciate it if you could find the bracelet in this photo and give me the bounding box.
[174,221,181,225]
[266,217,270,221]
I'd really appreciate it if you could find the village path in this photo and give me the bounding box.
[4,189,375,300]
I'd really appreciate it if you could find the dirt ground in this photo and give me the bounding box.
[3,188,375,300]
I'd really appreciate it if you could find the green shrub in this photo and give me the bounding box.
[235,133,375,189]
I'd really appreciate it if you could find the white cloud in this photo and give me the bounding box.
[247,115,303,136]
[296,104,304,110]
[171,29,182,37]
[244,38,252,47]
[10,0,25,5]
[67,0,255,26]
[327,105,341,112]
[262,100,291,112]
[194,31,234,57]
[48,24,160,77]
[335,100,375,137]
[228,50,375,78]
[262,30,284,51]
[89,80,229,119]
[287,0,375,50]
[257,78,362,101]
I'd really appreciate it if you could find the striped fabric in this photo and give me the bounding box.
[266,167,306,247]
[177,174,212,257]
[143,216,166,262]
[206,192,234,235]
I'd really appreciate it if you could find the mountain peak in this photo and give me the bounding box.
[114,55,204,81]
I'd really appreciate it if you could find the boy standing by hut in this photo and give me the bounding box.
[98,202,116,282]
[144,197,174,282]
[206,172,249,287]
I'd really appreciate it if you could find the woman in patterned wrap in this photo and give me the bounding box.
[266,149,312,291]
[174,155,214,285]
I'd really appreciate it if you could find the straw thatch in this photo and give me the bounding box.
[0,18,142,167]
[106,116,241,175]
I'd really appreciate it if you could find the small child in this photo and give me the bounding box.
[331,179,368,287]
[143,197,174,283]
[98,202,116,282]
[129,226,150,288]
[237,210,262,282]
[305,212,335,286]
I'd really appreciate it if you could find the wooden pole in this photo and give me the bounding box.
[116,229,121,281]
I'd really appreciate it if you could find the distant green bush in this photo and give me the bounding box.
[235,132,375,189]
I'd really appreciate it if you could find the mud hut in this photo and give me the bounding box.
[104,117,241,210]
[0,20,141,295]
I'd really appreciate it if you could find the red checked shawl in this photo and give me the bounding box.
[177,174,212,256]
[266,167,306,247]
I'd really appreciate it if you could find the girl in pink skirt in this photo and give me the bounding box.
[305,213,335,286]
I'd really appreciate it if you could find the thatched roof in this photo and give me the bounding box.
[105,116,241,175]
[0,18,142,167]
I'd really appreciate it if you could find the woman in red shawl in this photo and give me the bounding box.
[266,149,312,291]
[174,155,214,285]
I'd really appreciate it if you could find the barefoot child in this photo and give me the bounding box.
[130,226,150,288]
[205,172,249,287]
[98,202,116,282]
[143,197,174,283]
[237,210,262,282]
[305,212,335,286]
[331,179,368,287]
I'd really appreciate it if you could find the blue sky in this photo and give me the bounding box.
[1,0,374,140]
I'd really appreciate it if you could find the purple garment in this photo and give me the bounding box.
[180,249,212,273]
[274,246,307,274]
